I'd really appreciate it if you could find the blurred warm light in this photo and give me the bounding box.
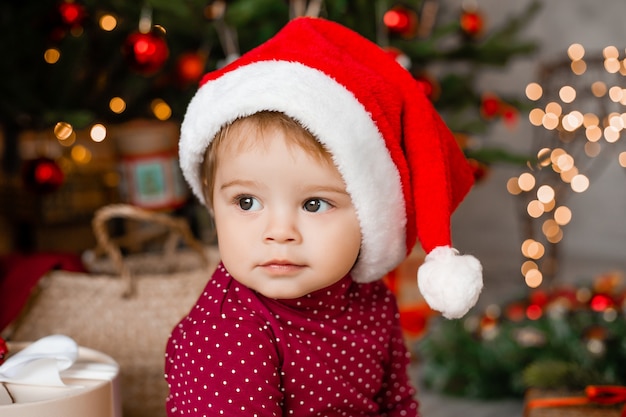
[571,60,586,75]
[518,172,536,191]
[546,229,563,243]
[591,81,607,97]
[90,124,107,142]
[609,113,624,130]
[521,239,534,257]
[54,121,73,140]
[545,102,563,117]
[525,269,543,288]
[567,43,585,61]
[604,57,621,73]
[58,133,76,147]
[542,113,559,130]
[583,113,600,128]
[71,145,92,164]
[608,86,623,102]
[506,177,522,195]
[537,185,555,203]
[526,83,543,101]
[99,14,117,31]
[527,200,544,218]
[571,174,589,192]
[585,125,602,142]
[521,260,538,275]
[103,171,120,187]
[619,151,626,167]
[109,97,126,114]
[529,108,545,126]
[151,99,172,120]
[543,199,556,212]
[554,206,572,225]
[556,153,575,171]
[584,141,601,157]
[537,148,551,167]
[542,219,560,238]
[560,166,578,183]
[527,241,545,260]
[550,148,566,164]
[603,45,619,59]
[604,126,620,143]
[559,86,576,103]
[44,48,61,64]
[562,111,583,131]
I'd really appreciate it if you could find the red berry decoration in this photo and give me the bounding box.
[460,9,484,38]
[383,5,418,38]
[124,29,169,75]
[21,157,65,194]
[0,337,7,365]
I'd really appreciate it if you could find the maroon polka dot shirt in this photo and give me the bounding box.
[165,263,419,416]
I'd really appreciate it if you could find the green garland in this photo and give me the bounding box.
[416,272,626,399]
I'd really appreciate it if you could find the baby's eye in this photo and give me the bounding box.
[303,198,332,213]
[237,196,262,211]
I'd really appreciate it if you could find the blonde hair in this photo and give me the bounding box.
[201,111,334,208]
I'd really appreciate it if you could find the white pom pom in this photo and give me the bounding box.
[417,246,483,319]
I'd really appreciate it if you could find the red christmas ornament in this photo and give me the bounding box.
[590,293,614,312]
[383,6,418,38]
[59,1,87,28]
[176,52,205,84]
[460,9,484,38]
[0,337,8,365]
[124,30,169,75]
[502,105,519,128]
[21,157,65,194]
[480,93,501,118]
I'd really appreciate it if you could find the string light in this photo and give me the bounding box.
[515,43,626,288]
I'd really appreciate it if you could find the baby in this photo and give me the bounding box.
[166,17,482,417]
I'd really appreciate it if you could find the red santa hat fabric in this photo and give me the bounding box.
[179,17,482,318]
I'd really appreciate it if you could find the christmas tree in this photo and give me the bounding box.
[0,0,540,178]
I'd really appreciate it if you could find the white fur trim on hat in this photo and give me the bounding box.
[417,246,483,319]
[179,60,407,283]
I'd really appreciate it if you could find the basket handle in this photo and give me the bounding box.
[91,204,209,297]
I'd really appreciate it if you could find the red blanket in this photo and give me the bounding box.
[0,252,85,332]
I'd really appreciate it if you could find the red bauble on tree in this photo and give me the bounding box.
[21,157,65,194]
[480,93,501,118]
[460,8,484,38]
[176,52,206,85]
[124,29,169,75]
[383,5,418,38]
[58,0,87,28]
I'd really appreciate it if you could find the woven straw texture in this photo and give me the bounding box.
[8,205,219,417]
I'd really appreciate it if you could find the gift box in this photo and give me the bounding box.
[524,388,626,417]
[0,336,120,417]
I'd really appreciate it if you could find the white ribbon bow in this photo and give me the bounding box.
[0,335,78,387]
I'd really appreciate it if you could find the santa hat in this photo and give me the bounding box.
[179,17,482,319]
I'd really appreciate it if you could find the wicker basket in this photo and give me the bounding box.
[7,204,219,417]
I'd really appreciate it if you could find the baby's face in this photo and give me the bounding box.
[210,126,362,299]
